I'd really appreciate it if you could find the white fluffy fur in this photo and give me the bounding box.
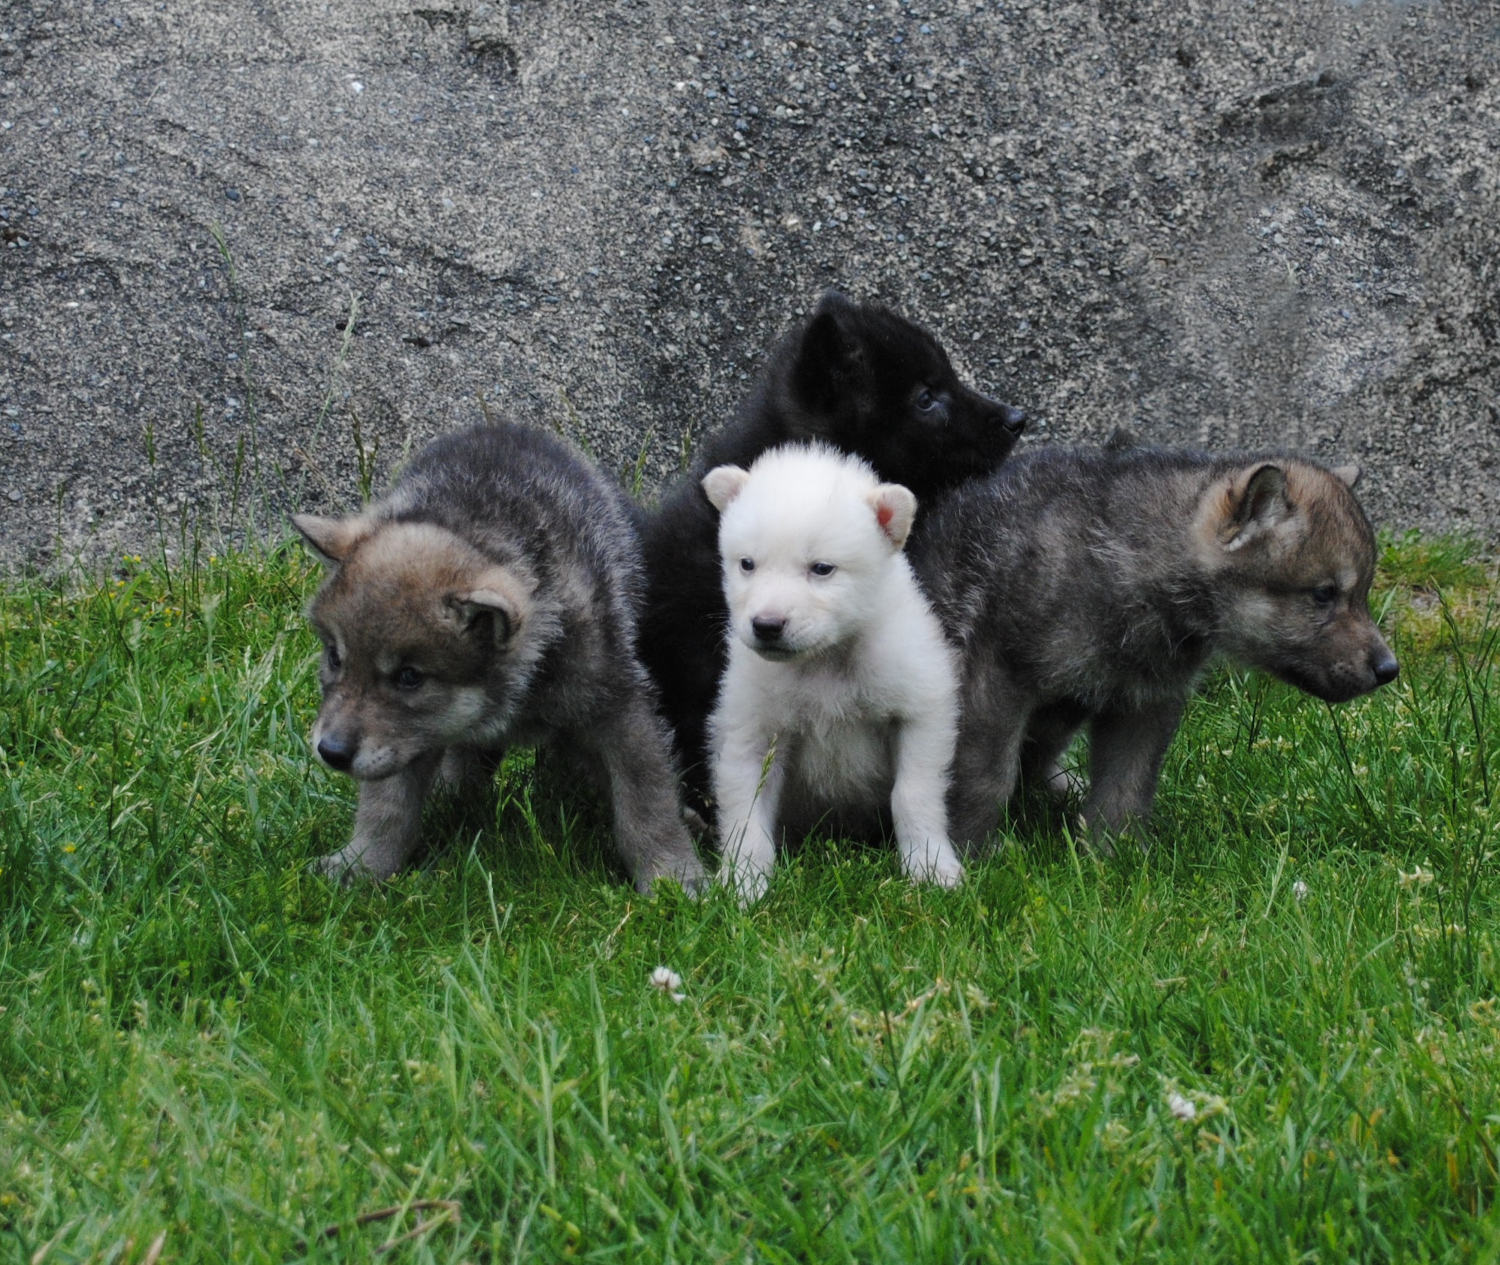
[703,443,963,903]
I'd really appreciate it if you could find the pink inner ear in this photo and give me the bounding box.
[876,503,893,529]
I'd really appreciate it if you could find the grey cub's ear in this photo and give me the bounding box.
[447,566,527,646]
[702,465,750,513]
[1219,463,1292,548]
[1331,463,1361,488]
[291,513,372,565]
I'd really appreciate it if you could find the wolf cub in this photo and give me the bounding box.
[704,444,964,903]
[639,290,1026,817]
[293,422,706,893]
[910,447,1399,846]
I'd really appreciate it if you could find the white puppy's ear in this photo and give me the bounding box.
[868,483,917,550]
[291,513,372,565]
[447,566,528,646]
[1331,463,1361,488]
[702,465,750,513]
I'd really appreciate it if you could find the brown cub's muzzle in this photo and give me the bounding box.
[1314,630,1399,703]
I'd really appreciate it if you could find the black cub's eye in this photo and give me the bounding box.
[394,665,424,691]
[739,557,756,573]
[915,388,938,412]
[809,561,837,578]
[1311,584,1339,607]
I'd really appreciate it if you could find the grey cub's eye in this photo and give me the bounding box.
[809,562,837,578]
[739,557,756,574]
[394,665,424,691]
[1311,584,1338,607]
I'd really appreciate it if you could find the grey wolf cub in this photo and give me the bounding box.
[909,447,1400,846]
[293,422,706,893]
[704,444,963,903]
[638,290,1027,819]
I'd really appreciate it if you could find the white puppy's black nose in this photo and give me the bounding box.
[751,616,786,645]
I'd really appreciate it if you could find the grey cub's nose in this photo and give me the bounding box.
[751,616,786,644]
[318,734,356,771]
[1371,650,1399,687]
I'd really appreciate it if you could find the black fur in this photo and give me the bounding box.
[637,290,1027,816]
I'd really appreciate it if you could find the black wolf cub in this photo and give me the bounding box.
[293,423,706,892]
[910,447,1399,845]
[639,290,1027,814]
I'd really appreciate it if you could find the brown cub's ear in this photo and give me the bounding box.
[447,566,528,646]
[1331,463,1361,488]
[1218,463,1292,548]
[868,483,918,550]
[291,513,372,565]
[701,465,751,513]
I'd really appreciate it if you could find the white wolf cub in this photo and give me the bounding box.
[702,443,964,903]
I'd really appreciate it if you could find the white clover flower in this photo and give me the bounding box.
[1168,1092,1197,1121]
[1398,865,1435,888]
[1292,879,1309,903]
[649,966,685,1003]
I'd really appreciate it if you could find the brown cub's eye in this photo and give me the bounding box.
[1311,584,1338,607]
[325,644,342,670]
[394,665,423,691]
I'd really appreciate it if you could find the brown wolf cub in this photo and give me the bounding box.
[909,447,1399,846]
[293,422,706,893]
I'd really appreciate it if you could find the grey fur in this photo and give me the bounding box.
[910,445,1399,847]
[294,422,706,893]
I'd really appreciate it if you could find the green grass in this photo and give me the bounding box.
[2,537,1498,1263]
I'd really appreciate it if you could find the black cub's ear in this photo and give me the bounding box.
[790,292,868,408]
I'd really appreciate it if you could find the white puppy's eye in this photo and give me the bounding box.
[739,557,756,573]
[809,562,837,578]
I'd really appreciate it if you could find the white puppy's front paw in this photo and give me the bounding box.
[904,839,964,888]
[717,862,771,907]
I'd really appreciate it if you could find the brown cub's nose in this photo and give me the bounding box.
[1371,649,1399,687]
[752,616,786,644]
[317,734,356,771]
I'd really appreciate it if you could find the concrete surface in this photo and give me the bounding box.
[2,0,1497,571]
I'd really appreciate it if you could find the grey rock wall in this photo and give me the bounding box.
[2,0,1496,569]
